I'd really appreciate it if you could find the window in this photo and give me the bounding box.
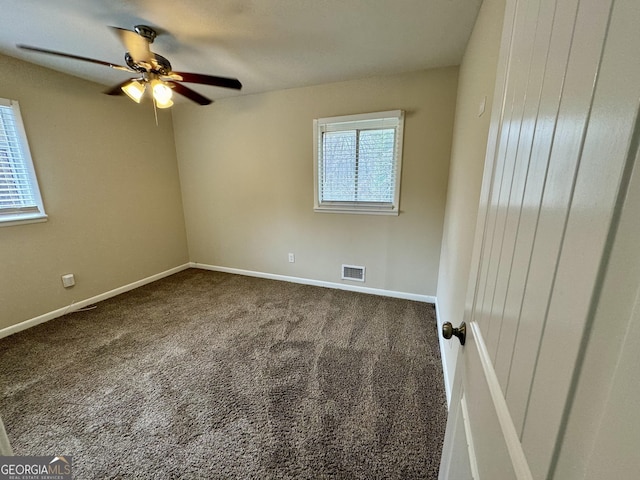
[313,110,404,215]
[0,98,47,226]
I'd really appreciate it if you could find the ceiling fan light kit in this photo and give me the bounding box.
[151,79,173,108]
[17,25,242,108]
[121,79,146,103]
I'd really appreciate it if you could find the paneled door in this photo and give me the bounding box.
[439,0,640,478]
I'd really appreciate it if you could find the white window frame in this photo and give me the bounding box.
[0,98,47,227]
[313,110,404,215]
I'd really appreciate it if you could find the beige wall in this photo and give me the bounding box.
[172,69,457,296]
[0,54,189,329]
[436,0,506,394]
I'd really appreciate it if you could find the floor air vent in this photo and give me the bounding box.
[342,264,365,282]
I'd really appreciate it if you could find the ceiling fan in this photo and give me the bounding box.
[17,25,242,108]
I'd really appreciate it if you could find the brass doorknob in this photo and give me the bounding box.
[442,321,466,346]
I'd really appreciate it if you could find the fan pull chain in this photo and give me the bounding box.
[153,98,159,126]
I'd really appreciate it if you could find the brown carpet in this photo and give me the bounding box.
[0,269,447,479]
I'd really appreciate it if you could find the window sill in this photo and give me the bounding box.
[0,213,48,227]
[314,206,399,216]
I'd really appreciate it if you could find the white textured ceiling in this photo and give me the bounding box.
[0,0,482,100]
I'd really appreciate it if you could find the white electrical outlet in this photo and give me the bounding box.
[61,273,75,288]
[288,253,295,263]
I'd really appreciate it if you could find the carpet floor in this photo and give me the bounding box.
[0,269,447,479]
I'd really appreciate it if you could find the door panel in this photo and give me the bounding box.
[492,0,556,389]
[481,0,542,362]
[440,0,638,478]
[439,357,475,480]
[502,0,584,434]
[464,329,519,479]
[521,0,639,473]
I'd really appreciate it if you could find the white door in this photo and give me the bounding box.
[439,0,640,478]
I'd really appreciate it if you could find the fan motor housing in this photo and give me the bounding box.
[125,52,172,75]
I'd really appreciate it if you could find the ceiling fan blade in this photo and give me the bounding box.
[103,80,133,96]
[173,72,242,90]
[17,44,131,71]
[110,27,152,64]
[169,82,213,106]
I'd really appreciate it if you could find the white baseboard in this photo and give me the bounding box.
[191,262,436,303]
[2,262,435,341]
[0,263,190,340]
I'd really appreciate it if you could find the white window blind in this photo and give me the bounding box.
[0,98,47,226]
[313,110,404,215]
